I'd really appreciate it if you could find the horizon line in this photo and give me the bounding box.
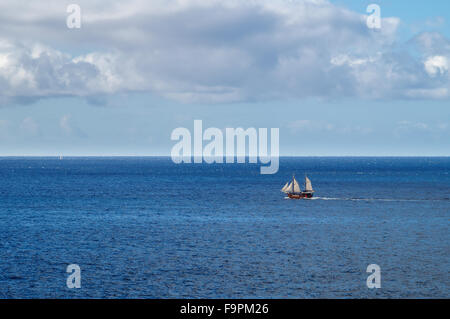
[0,155,449,158]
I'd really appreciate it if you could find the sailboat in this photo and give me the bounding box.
[281,175,315,199]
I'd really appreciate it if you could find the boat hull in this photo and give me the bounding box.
[287,192,314,199]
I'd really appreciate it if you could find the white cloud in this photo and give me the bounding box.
[60,115,73,134]
[20,117,40,136]
[0,0,449,104]
[394,120,449,137]
[424,55,449,76]
[60,114,86,137]
[0,119,8,138]
[289,119,448,139]
[288,119,372,134]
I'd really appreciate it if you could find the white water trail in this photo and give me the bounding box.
[285,197,448,202]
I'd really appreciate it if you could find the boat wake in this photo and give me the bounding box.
[285,197,449,202]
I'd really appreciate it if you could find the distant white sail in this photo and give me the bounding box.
[281,182,290,193]
[286,182,293,193]
[305,176,313,191]
[292,177,301,193]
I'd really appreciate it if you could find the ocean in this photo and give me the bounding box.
[0,157,448,298]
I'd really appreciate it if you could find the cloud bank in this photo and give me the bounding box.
[0,0,449,105]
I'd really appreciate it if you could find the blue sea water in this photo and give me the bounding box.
[0,157,448,298]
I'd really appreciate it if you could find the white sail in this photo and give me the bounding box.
[281,182,290,193]
[305,176,313,191]
[286,182,293,193]
[292,177,301,193]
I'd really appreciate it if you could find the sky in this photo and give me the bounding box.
[0,0,449,156]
